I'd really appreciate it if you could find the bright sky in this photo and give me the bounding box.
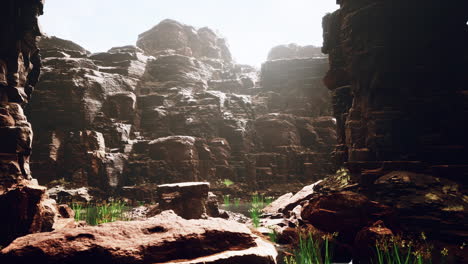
[39,0,338,66]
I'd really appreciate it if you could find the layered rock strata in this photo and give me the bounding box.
[296,0,468,261]
[0,0,56,246]
[322,0,468,182]
[29,19,337,198]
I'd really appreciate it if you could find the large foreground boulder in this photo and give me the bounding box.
[0,211,277,264]
[0,181,56,246]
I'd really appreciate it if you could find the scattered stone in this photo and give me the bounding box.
[263,192,293,214]
[206,192,220,217]
[47,186,95,203]
[156,182,210,219]
[301,191,394,242]
[57,204,74,219]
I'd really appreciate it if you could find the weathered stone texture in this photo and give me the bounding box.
[322,0,468,181]
[0,0,56,247]
[0,211,277,264]
[27,19,337,197]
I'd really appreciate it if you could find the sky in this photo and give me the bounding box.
[39,0,338,66]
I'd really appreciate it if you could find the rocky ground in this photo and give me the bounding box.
[260,170,468,263]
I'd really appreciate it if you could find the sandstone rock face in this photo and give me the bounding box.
[29,19,336,198]
[0,0,56,246]
[0,181,52,246]
[267,43,323,61]
[0,211,277,264]
[156,182,210,219]
[266,171,466,261]
[322,0,468,181]
[315,2,468,259]
[264,180,323,216]
[301,191,394,242]
[29,36,147,190]
[137,19,232,63]
[260,57,330,117]
[371,171,468,243]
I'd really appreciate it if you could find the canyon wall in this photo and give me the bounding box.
[29,19,337,198]
[314,0,468,255]
[323,0,468,184]
[0,0,57,246]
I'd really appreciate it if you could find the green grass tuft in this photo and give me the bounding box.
[71,201,129,226]
[223,194,231,206]
[284,232,333,264]
[222,179,234,187]
[268,229,278,243]
[234,197,241,207]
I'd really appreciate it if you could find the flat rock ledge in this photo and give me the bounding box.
[0,211,277,264]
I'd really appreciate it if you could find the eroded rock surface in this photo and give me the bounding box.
[156,182,210,219]
[0,0,56,246]
[29,19,336,198]
[267,43,323,61]
[322,0,468,181]
[0,211,277,264]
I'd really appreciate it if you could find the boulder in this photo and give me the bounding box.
[156,182,210,219]
[262,192,293,215]
[354,220,393,261]
[301,191,394,242]
[371,171,468,243]
[270,180,322,215]
[47,186,96,203]
[206,191,220,217]
[0,181,54,246]
[0,211,277,264]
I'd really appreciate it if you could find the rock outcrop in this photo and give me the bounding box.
[29,38,146,191]
[266,0,468,261]
[137,19,232,63]
[156,182,211,219]
[0,0,57,246]
[0,211,277,264]
[267,43,323,61]
[322,0,468,182]
[264,170,467,262]
[28,19,337,198]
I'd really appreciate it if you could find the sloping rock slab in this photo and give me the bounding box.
[273,180,322,215]
[262,192,293,214]
[0,211,277,264]
[159,237,275,264]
